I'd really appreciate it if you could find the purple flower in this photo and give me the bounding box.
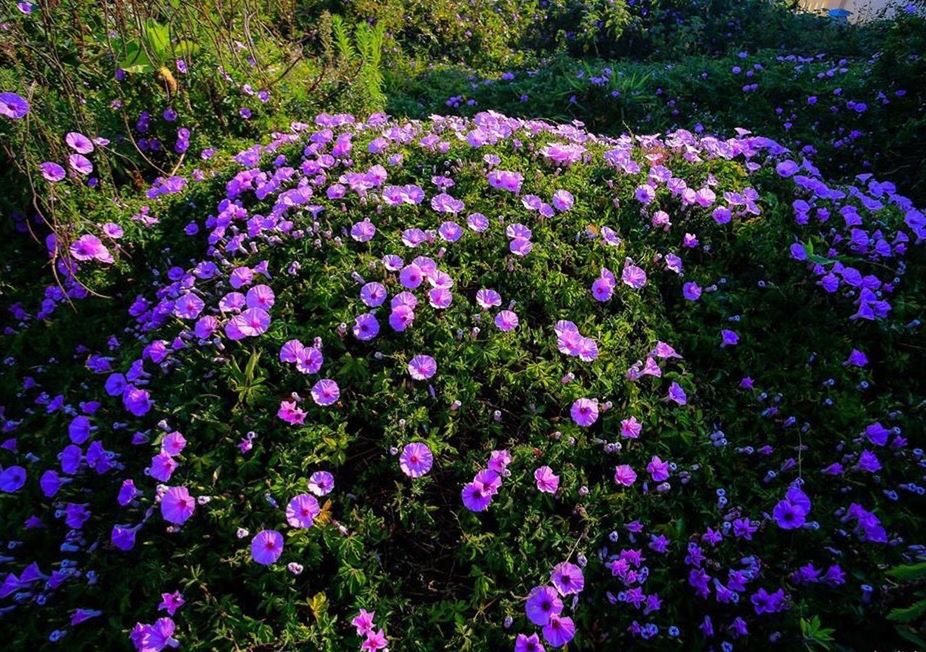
[857,450,881,473]
[361,282,387,307]
[622,261,647,289]
[487,169,523,193]
[0,466,26,493]
[620,417,642,439]
[351,219,376,242]
[720,329,740,347]
[428,287,453,309]
[772,499,806,530]
[591,276,614,302]
[130,617,179,652]
[0,92,30,119]
[751,587,787,614]
[400,442,433,478]
[646,455,670,482]
[399,264,424,289]
[70,234,114,263]
[251,530,284,565]
[634,184,656,204]
[353,313,380,341]
[847,349,869,367]
[278,400,306,425]
[776,160,799,177]
[439,221,463,241]
[408,354,437,380]
[308,471,335,496]
[614,464,637,486]
[570,398,599,427]
[311,379,340,406]
[495,310,519,331]
[160,486,195,525]
[462,480,493,512]
[534,466,560,494]
[40,161,66,182]
[682,282,702,301]
[525,585,563,626]
[389,305,415,332]
[667,382,687,405]
[246,285,275,310]
[69,153,93,175]
[352,609,376,636]
[286,493,321,528]
[174,294,205,320]
[551,561,584,596]
[542,614,575,648]
[552,189,574,212]
[227,308,270,340]
[515,633,545,652]
[65,132,94,154]
[158,591,185,617]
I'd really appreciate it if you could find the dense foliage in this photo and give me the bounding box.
[1,1,925,651]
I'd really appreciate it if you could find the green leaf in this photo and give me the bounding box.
[888,599,926,623]
[143,18,171,60]
[173,39,200,59]
[895,626,926,649]
[887,561,926,581]
[118,42,154,74]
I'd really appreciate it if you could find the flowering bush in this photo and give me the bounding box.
[389,11,926,206]
[1,106,924,650]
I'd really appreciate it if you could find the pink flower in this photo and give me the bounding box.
[534,466,560,494]
[160,486,195,525]
[251,529,284,565]
[277,400,306,425]
[352,609,376,636]
[400,442,434,478]
[361,629,389,651]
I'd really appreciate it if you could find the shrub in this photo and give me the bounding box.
[0,109,924,650]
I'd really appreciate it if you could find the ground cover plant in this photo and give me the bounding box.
[2,107,925,650]
[1,1,926,651]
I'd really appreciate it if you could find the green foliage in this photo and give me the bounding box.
[116,18,200,76]
[328,15,387,113]
[801,615,836,650]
